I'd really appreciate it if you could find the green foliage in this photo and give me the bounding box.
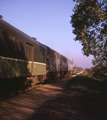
[71,0,107,66]
[92,65,107,77]
[64,72,107,119]
[64,74,107,105]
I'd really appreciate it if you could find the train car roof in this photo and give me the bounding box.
[0,19,73,63]
[47,46,73,62]
[47,46,62,56]
[0,18,47,49]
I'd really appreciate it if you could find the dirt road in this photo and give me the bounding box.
[0,71,83,120]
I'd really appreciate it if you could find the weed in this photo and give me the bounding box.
[64,71,107,120]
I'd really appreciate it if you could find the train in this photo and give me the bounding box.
[0,18,74,92]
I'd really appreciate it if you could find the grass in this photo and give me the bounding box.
[64,71,107,120]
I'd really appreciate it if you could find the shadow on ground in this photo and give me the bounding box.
[28,74,107,120]
[0,77,71,120]
[27,93,89,120]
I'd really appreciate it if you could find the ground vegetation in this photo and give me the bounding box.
[28,71,107,120]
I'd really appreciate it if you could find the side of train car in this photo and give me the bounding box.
[46,47,73,81]
[0,18,73,90]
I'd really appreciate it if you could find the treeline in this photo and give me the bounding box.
[71,0,107,74]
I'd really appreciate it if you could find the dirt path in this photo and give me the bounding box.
[0,71,83,120]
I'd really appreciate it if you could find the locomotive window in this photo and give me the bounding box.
[26,43,33,61]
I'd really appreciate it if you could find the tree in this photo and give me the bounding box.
[0,15,3,18]
[70,0,107,67]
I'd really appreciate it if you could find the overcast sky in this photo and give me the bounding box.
[1,0,94,68]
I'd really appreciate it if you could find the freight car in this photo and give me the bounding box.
[0,18,73,91]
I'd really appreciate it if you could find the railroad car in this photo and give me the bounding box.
[0,18,47,89]
[46,47,73,80]
[0,18,73,92]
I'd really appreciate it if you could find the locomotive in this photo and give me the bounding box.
[0,18,73,92]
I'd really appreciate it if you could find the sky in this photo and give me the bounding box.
[0,0,94,68]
